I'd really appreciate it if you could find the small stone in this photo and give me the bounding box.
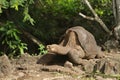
[0,54,13,76]
[94,57,120,74]
[18,72,24,77]
[64,61,73,68]
[96,76,104,80]
[83,60,96,73]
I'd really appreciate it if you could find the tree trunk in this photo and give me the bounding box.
[113,0,120,25]
[113,0,120,40]
[79,0,111,34]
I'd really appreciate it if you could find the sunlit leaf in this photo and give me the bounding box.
[0,7,2,13]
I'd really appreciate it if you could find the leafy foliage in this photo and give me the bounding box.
[38,44,48,55]
[23,6,35,25]
[0,0,35,25]
[0,0,9,13]
[0,21,27,57]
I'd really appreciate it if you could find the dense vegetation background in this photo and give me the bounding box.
[0,0,114,57]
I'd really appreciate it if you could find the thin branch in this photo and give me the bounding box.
[79,12,95,21]
[84,0,98,17]
[79,0,111,34]
[22,30,41,45]
[16,25,42,45]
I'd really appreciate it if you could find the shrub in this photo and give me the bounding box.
[0,21,27,57]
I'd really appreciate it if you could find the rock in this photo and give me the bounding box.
[103,39,119,52]
[96,76,104,80]
[18,72,25,77]
[96,76,117,80]
[40,65,81,75]
[0,54,13,76]
[80,53,120,75]
[94,57,120,74]
[64,61,73,68]
[16,53,38,70]
[83,59,96,73]
[16,53,34,65]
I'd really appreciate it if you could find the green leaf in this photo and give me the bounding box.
[13,31,20,40]
[23,7,35,25]
[0,7,2,13]
[29,0,34,4]
[0,27,6,31]
[0,0,9,9]
[10,0,26,10]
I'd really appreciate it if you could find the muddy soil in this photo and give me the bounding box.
[0,52,119,80]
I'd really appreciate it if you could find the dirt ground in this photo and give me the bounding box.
[0,52,119,80]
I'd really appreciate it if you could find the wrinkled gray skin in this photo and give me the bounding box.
[47,26,103,65]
